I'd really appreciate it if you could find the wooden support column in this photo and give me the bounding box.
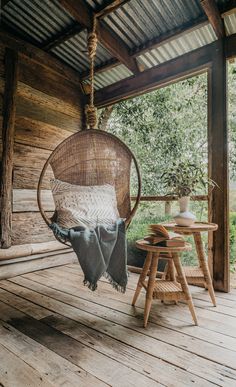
[208,39,229,291]
[0,48,18,248]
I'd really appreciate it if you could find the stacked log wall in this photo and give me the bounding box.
[0,40,84,246]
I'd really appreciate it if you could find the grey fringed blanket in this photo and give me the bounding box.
[50,219,128,292]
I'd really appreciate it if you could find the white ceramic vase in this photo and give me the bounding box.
[174,196,196,227]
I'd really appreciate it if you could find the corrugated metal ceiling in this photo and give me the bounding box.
[103,0,204,49]
[224,12,236,35]
[136,23,217,71]
[1,0,235,90]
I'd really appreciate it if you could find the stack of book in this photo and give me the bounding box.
[144,224,185,247]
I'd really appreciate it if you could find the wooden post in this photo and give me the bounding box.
[0,48,18,248]
[165,201,171,215]
[208,39,229,292]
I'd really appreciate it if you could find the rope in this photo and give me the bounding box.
[85,15,98,129]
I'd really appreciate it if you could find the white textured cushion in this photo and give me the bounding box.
[50,179,119,229]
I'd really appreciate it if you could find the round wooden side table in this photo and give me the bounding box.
[132,240,198,328]
[163,222,218,306]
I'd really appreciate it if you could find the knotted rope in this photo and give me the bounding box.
[85,16,98,129]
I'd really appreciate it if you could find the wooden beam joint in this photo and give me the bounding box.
[58,0,139,75]
[201,0,225,38]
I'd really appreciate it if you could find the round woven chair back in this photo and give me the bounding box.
[37,129,141,230]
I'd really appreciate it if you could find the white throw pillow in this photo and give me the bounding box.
[50,179,119,229]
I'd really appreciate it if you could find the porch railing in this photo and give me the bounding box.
[131,195,208,215]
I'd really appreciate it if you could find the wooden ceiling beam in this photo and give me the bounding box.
[42,23,84,51]
[200,0,225,38]
[58,0,139,74]
[81,58,119,80]
[94,41,218,107]
[81,17,208,79]
[96,0,130,18]
[42,1,130,51]
[82,0,236,80]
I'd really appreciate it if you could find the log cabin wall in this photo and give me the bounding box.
[0,36,84,276]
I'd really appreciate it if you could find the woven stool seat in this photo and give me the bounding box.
[143,280,183,300]
[132,239,198,327]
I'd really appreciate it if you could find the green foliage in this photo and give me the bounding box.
[107,73,208,195]
[102,65,236,272]
[161,160,216,198]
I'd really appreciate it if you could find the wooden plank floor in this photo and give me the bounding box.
[0,263,236,387]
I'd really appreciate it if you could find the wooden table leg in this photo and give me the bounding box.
[173,253,198,326]
[143,253,159,328]
[194,232,217,307]
[132,251,152,306]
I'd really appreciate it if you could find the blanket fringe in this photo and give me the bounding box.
[103,271,127,293]
[83,271,127,293]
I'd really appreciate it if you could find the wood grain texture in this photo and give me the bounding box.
[16,96,81,132]
[13,166,54,190]
[17,81,82,118]
[4,268,236,386]
[208,39,229,292]
[200,0,225,38]
[14,116,73,151]
[13,143,51,169]
[13,189,54,212]
[0,317,102,386]
[0,240,69,260]
[0,252,77,279]
[0,34,85,253]
[0,341,54,387]
[94,42,216,107]
[19,58,83,108]
[59,0,139,74]
[0,48,18,248]
[0,29,82,86]
[12,212,55,245]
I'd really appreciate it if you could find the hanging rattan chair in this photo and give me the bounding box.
[37,18,141,243]
[37,129,141,244]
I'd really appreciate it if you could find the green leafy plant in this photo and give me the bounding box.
[161,160,217,198]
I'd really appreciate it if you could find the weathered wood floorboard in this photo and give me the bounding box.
[0,264,236,387]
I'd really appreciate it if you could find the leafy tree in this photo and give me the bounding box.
[105,73,208,195]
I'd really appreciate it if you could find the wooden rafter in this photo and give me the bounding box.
[42,23,83,51]
[94,41,217,107]
[81,17,208,80]
[96,0,130,18]
[42,0,130,51]
[82,0,235,82]
[200,0,225,38]
[58,0,139,74]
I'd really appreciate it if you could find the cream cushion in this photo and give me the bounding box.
[50,179,119,229]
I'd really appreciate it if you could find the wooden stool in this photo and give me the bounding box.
[132,240,198,328]
[163,222,218,306]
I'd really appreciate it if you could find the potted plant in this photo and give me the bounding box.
[161,160,217,226]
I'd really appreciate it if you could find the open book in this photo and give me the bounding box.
[144,224,185,247]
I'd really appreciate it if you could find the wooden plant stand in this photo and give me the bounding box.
[132,240,198,328]
[163,222,218,306]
